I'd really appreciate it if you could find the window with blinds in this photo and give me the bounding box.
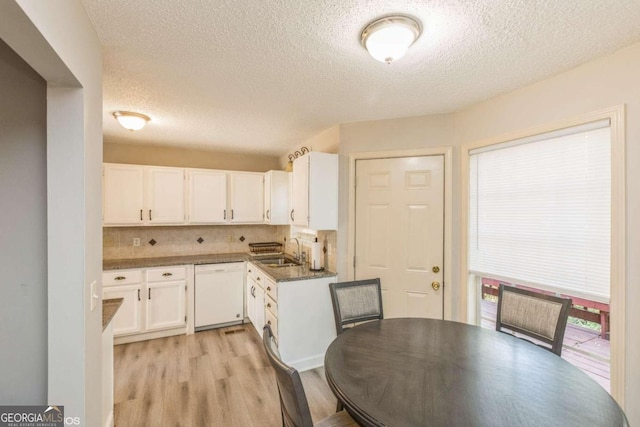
[468,120,611,303]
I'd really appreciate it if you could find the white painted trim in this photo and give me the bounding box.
[113,326,187,345]
[289,354,325,373]
[347,147,454,320]
[459,105,626,406]
[104,410,114,427]
[610,105,626,408]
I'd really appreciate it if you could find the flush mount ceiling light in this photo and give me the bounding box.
[112,111,151,131]
[361,15,422,64]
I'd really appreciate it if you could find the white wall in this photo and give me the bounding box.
[0,1,103,425]
[0,38,47,403]
[335,41,640,423]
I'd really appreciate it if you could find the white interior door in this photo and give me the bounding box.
[354,156,445,319]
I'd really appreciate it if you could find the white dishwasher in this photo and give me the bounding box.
[195,262,245,331]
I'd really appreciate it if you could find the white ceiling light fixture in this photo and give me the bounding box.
[361,15,422,64]
[113,111,151,131]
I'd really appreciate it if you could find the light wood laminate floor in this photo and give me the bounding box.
[113,325,337,426]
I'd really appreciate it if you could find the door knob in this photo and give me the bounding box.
[432,266,440,273]
[432,281,440,291]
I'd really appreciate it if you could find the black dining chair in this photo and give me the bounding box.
[496,284,572,356]
[262,325,358,427]
[328,278,384,335]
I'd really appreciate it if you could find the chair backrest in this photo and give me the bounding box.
[496,284,572,356]
[329,278,383,335]
[262,324,314,427]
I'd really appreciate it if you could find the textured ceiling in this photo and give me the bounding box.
[82,0,640,156]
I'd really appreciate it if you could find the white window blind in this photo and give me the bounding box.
[469,121,611,303]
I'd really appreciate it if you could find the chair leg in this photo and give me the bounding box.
[336,400,343,412]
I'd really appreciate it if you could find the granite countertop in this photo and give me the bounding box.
[102,298,124,331]
[103,253,337,282]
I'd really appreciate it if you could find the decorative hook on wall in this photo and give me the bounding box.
[286,146,310,171]
[288,146,309,162]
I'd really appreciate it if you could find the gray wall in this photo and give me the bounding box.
[0,38,47,403]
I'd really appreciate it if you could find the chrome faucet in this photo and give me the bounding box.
[291,237,301,261]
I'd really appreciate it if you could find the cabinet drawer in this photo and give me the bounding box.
[266,309,278,341]
[146,266,187,282]
[103,269,143,286]
[265,295,277,316]
[246,263,260,281]
[264,279,277,302]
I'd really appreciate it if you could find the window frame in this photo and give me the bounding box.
[460,105,626,406]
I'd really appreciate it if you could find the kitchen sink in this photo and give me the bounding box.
[257,256,301,268]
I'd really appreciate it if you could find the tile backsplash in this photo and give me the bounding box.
[104,225,289,260]
[104,225,338,272]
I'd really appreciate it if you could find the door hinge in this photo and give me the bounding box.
[184,315,187,322]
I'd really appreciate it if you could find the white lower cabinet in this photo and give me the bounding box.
[253,284,265,335]
[246,262,266,337]
[103,284,143,336]
[103,265,188,343]
[146,280,187,331]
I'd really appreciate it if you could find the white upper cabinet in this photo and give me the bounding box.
[229,172,264,223]
[146,167,185,225]
[291,156,309,227]
[103,164,185,226]
[103,164,145,225]
[291,152,338,230]
[104,163,268,226]
[264,170,290,225]
[187,169,227,224]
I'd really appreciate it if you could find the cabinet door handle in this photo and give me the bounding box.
[267,286,271,291]
[162,272,173,277]
[224,210,226,220]
[231,209,234,220]
[290,209,294,221]
[266,209,270,220]
[114,276,126,281]
[267,303,271,308]
[248,269,252,273]
[267,320,272,325]
[256,277,260,281]
[140,209,143,221]
[148,288,151,300]
[137,289,141,301]
[149,209,152,221]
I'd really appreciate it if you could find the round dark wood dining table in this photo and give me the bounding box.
[324,318,627,427]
